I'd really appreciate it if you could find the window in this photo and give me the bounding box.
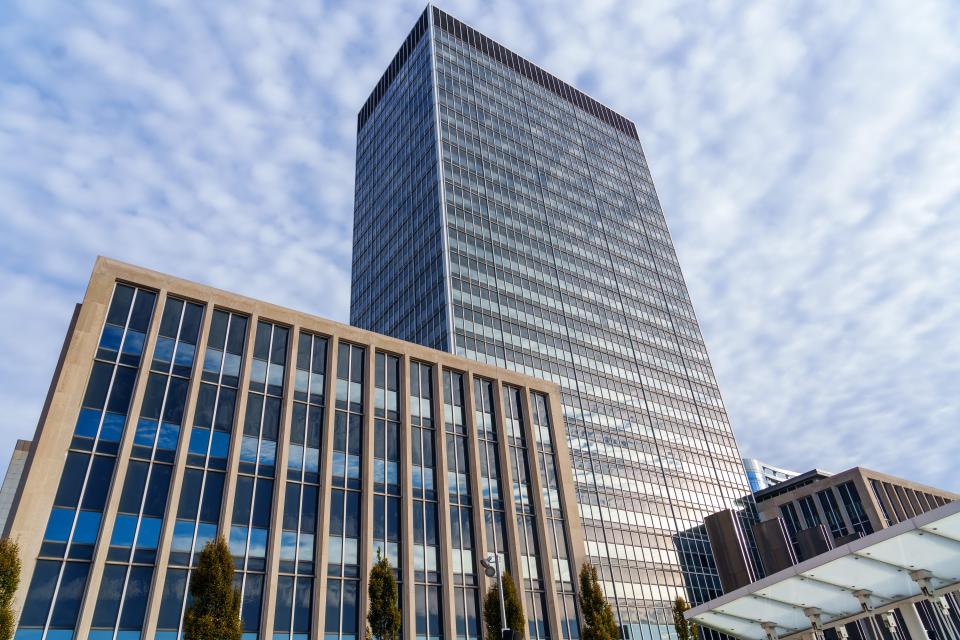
[233,321,287,637]
[532,392,577,640]
[327,342,365,640]
[504,386,549,640]
[474,378,509,571]
[797,495,821,530]
[373,353,402,570]
[411,361,442,640]
[446,370,479,640]
[817,489,850,539]
[837,482,873,536]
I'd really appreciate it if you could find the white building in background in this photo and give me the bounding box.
[742,457,802,493]
[0,439,30,535]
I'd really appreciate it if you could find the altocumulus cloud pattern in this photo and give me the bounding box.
[1,0,959,489]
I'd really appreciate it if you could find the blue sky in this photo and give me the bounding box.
[1,0,959,490]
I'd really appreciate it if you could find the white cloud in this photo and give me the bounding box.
[0,0,958,492]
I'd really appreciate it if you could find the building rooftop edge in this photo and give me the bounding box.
[357,4,639,140]
[742,457,801,477]
[91,255,562,395]
[753,464,960,502]
[752,468,834,501]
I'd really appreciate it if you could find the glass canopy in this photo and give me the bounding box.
[687,500,960,639]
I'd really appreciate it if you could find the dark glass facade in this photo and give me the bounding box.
[350,7,753,637]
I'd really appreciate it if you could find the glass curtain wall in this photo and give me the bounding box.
[325,343,364,640]
[92,297,203,640]
[443,371,479,640]
[410,362,442,640]
[373,353,402,577]
[158,309,246,640]
[472,379,509,575]
[530,393,578,640]
[274,332,326,640]
[502,387,548,640]
[231,321,288,639]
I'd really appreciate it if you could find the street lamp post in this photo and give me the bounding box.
[481,552,508,639]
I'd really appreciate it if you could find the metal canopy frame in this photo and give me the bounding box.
[687,501,960,639]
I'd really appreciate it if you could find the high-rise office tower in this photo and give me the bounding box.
[351,6,753,636]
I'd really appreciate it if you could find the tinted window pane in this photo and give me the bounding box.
[274,576,293,632]
[271,327,288,365]
[163,378,189,424]
[301,486,318,531]
[19,560,60,626]
[329,491,344,534]
[107,285,135,326]
[241,574,263,631]
[144,465,172,517]
[226,316,247,355]
[254,324,271,361]
[209,311,228,350]
[50,561,90,628]
[82,456,116,510]
[119,566,153,629]
[342,580,358,633]
[83,362,113,410]
[244,395,263,436]
[263,397,281,440]
[119,461,148,514]
[140,374,166,421]
[180,303,204,343]
[345,492,360,537]
[294,580,311,633]
[214,388,237,431]
[283,484,300,530]
[55,453,90,508]
[45,508,74,542]
[252,480,273,529]
[194,384,216,428]
[200,472,225,523]
[232,476,253,524]
[128,291,156,333]
[178,469,202,520]
[158,299,183,339]
[92,564,126,627]
[73,511,102,544]
[157,569,187,630]
[324,581,341,633]
[107,366,137,415]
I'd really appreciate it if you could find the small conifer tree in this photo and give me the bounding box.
[483,570,525,640]
[672,597,699,640]
[578,563,617,640]
[0,539,21,640]
[368,550,401,640]
[184,537,242,640]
